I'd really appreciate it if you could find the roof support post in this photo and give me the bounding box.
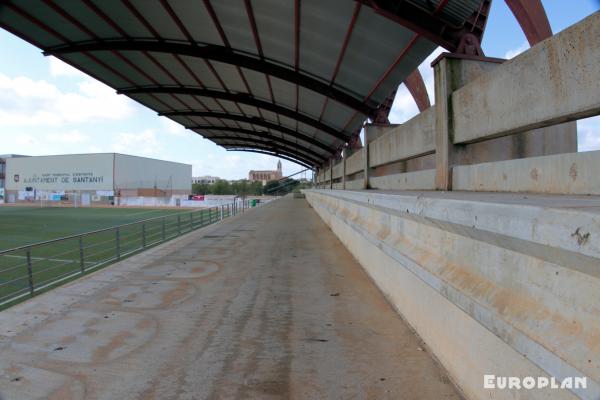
[319,164,324,188]
[363,129,370,190]
[329,159,334,190]
[433,54,504,190]
[433,57,453,190]
[342,148,348,190]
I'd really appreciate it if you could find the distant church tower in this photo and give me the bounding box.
[249,159,283,183]
[276,160,282,179]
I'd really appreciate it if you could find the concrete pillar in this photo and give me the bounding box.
[363,129,370,189]
[434,58,453,190]
[329,159,333,190]
[434,55,503,190]
[342,148,347,190]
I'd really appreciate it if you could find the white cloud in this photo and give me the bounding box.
[3,130,92,155]
[504,41,529,59]
[0,73,135,127]
[46,130,89,144]
[112,129,161,157]
[48,56,86,78]
[160,117,188,136]
[14,133,39,146]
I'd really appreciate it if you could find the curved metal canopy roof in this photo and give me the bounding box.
[0,0,489,168]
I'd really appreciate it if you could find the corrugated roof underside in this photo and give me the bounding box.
[0,0,485,166]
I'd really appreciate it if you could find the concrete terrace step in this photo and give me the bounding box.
[305,189,600,400]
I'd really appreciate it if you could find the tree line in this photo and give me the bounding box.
[192,179,311,196]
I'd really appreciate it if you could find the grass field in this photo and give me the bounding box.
[0,206,186,251]
[0,205,228,308]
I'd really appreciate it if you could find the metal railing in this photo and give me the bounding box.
[0,199,262,308]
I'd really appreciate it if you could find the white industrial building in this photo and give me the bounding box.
[4,153,191,206]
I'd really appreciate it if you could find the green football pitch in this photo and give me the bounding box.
[0,205,225,308]
[0,206,186,251]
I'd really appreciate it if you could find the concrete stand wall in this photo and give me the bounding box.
[316,13,599,194]
[305,189,600,400]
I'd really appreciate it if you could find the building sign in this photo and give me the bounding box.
[5,154,114,191]
[21,172,105,185]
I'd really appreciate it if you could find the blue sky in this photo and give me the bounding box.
[0,1,598,179]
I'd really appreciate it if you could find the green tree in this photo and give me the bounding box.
[250,181,263,195]
[262,180,280,195]
[263,178,300,195]
[232,179,250,196]
[211,179,232,195]
[192,183,210,195]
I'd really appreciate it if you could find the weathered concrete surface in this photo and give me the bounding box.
[332,161,343,179]
[0,198,460,400]
[369,169,436,190]
[305,189,600,400]
[345,149,363,175]
[368,107,435,168]
[453,149,600,195]
[345,178,364,190]
[452,12,600,144]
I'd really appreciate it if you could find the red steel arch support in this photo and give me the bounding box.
[373,68,430,123]
[403,69,431,112]
[505,0,552,45]
[392,0,552,117]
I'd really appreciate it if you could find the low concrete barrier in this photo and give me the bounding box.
[305,189,600,400]
[332,162,343,179]
[452,12,599,144]
[369,107,435,168]
[345,150,363,176]
[453,150,600,195]
[369,169,435,190]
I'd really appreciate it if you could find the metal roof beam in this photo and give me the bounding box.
[120,86,346,140]
[225,148,313,169]
[210,136,323,165]
[360,0,490,52]
[192,127,326,161]
[175,113,339,153]
[44,40,377,116]
[217,141,315,167]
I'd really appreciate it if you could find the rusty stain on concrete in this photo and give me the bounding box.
[530,167,539,180]
[569,162,578,181]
